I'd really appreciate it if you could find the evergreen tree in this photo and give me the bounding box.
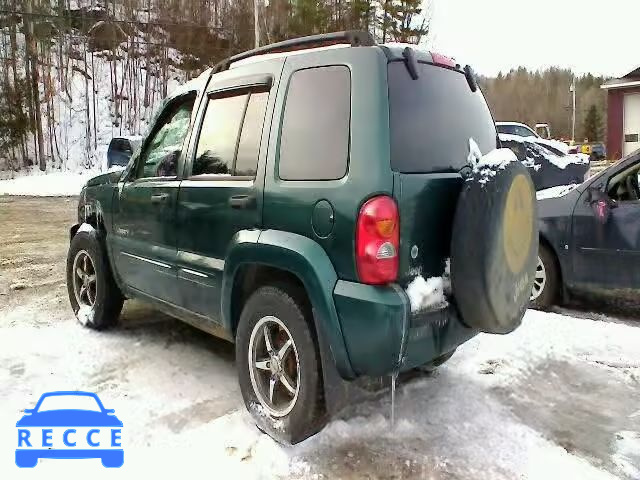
[391,0,429,43]
[582,104,602,142]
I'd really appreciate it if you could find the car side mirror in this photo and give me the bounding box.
[104,408,115,414]
[107,138,136,169]
[23,408,35,414]
[587,181,606,200]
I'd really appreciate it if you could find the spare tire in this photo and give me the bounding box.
[451,159,538,334]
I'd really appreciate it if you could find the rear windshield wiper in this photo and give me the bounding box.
[464,65,478,92]
[402,47,420,80]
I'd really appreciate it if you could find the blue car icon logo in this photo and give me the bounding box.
[16,391,123,468]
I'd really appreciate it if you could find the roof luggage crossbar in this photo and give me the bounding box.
[212,30,376,73]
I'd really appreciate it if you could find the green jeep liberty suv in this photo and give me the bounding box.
[66,31,537,443]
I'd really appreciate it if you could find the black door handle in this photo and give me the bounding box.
[151,193,169,204]
[229,194,256,209]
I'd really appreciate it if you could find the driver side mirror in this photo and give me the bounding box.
[587,184,604,202]
[107,137,138,169]
[23,408,35,414]
[588,185,616,224]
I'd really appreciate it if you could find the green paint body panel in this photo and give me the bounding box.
[262,47,393,282]
[223,229,356,379]
[72,44,485,382]
[333,280,477,376]
[393,172,464,283]
[333,280,406,376]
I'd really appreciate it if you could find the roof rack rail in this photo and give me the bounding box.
[212,30,376,73]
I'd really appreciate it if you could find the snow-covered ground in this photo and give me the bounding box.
[1,306,638,479]
[0,170,97,196]
[1,197,638,479]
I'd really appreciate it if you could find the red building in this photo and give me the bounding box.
[602,67,640,160]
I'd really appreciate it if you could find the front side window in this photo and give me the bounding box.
[193,94,247,176]
[192,90,268,178]
[235,92,269,177]
[137,96,195,179]
[608,162,640,202]
[278,66,351,180]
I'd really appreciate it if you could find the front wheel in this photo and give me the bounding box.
[530,244,560,310]
[236,284,326,444]
[66,229,123,329]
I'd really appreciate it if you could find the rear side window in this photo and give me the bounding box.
[388,62,497,173]
[279,66,351,180]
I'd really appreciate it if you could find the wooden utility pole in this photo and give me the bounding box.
[254,0,260,48]
[25,0,46,170]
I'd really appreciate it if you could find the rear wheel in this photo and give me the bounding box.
[236,284,326,444]
[530,244,559,310]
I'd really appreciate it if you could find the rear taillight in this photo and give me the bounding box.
[430,52,456,68]
[356,196,399,285]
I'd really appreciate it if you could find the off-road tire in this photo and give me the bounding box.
[451,161,538,334]
[66,229,123,329]
[236,284,326,444]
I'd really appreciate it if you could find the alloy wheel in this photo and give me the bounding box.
[530,255,546,301]
[72,250,97,308]
[248,316,300,417]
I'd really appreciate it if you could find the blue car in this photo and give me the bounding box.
[15,391,123,468]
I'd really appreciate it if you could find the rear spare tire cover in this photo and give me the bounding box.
[451,160,538,334]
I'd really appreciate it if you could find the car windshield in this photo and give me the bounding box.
[497,124,536,138]
[37,394,102,412]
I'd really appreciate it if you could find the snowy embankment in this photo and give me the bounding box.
[499,133,588,169]
[0,170,96,196]
[536,183,578,200]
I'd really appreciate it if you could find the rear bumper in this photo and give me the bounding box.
[333,280,477,377]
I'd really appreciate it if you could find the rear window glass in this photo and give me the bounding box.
[388,62,497,173]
